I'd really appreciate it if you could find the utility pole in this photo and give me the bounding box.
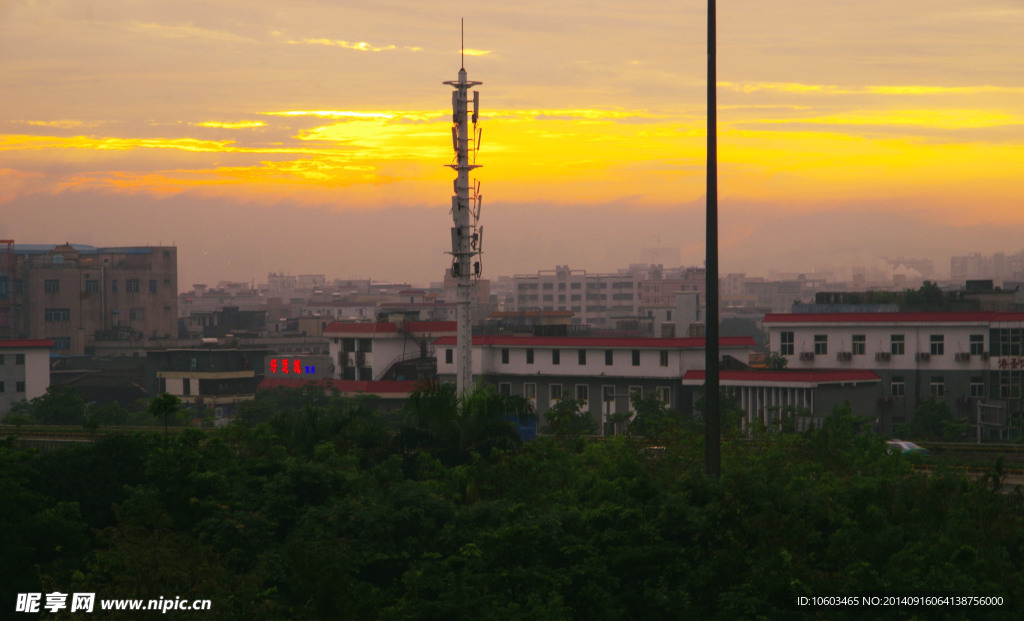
[443,21,484,396]
[704,0,721,479]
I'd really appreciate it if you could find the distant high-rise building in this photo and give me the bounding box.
[2,244,177,355]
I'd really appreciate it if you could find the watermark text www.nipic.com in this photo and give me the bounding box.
[16,593,213,614]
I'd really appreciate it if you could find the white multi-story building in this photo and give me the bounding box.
[763,311,1024,437]
[435,335,755,433]
[325,321,457,381]
[0,339,52,415]
[512,265,643,328]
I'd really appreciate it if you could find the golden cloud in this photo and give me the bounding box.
[196,121,267,129]
[287,38,421,52]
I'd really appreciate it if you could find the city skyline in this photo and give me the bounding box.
[3,0,1023,288]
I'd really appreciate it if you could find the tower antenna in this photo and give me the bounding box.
[461,18,465,69]
[444,23,483,396]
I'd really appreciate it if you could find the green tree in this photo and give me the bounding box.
[148,393,183,434]
[627,391,676,438]
[765,351,788,370]
[544,397,594,441]
[400,382,534,461]
[720,317,768,349]
[903,280,947,311]
[16,385,87,425]
[899,397,971,441]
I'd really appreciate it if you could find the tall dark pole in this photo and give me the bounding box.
[704,0,721,479]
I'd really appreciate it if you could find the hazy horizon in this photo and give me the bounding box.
[3,0,1023,289]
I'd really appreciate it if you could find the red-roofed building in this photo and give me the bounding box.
[681,369,881,431]
[435,335,755,434]
[0,339,53,415]
[763,311,1024,437]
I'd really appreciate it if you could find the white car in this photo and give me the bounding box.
[886,439,928,456]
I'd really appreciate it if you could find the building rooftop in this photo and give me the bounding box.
[433,335,756,349]
[763,311,1024,324]
[0,339,54,349]
[324,321,457,335]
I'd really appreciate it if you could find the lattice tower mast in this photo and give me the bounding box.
[443,26,483,396]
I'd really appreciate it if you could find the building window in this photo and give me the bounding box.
[601,385,615,410]
[632,350,640,366]
[526,348,534,364]
[445,349,453,364]
[930,376,945,397]
[111,279,118,293]
[628,386,642,412]
[0,381,4,392]
[891,334,905,355]
[149,279,158,293]
[552,349,560,365]
[578,349,587,365]
[814,334,828,355]
[658,386,671,405]
[130,308,145,320]
[891,376,905,398]
[992,328,1022,356]
[970,334,984,355]
[15,354,24,365]
[0,277,9,299]
[659,350,669,367]
[550,384,562,403]
[930,334,945,356]
[44,308,71,322]
[779,331,794,356]
[575,384,589,405]
[499,383,511,396]
[998,371,1022,399]
[50,337,71,351]
[85,279,100,293]
[852,334,865,355]
[126,279,140,293]
[44,279,60,293]
[524,383,537,403]
[605,349,614,366]
[0,354,4,365]
[14,279,23,294]
[501,348,509,364]
[16,381,25,393]
[970,376,985,398]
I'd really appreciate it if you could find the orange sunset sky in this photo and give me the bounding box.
[2,0,1023,287]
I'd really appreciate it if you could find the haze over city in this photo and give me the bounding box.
[3,0,1023,287]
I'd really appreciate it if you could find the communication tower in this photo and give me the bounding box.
[443,23,483,395]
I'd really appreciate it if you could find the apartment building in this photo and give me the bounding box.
[2,244,177,355]
[763,311,1024,437]
[512,265,643,328]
